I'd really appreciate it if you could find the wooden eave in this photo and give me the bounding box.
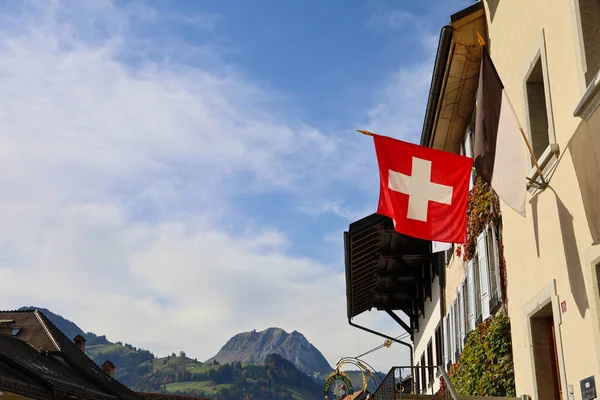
[430,5,487,153]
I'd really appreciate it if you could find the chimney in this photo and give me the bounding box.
[73,334,86,352]
[102,361,115,377]
[0,320,15,336]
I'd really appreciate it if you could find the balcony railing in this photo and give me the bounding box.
[373,365,456,400]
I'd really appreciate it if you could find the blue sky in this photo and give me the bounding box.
[0,0,472,372]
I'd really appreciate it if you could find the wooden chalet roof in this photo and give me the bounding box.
[0,335,115,400]
[0,309,141,400]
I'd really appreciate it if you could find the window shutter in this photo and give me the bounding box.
[458,285,466,347]
[442,315,449,368]
[477,230,491,319]
[453,301,460,356]
[462,280,468,339]
[467,260,476,331]
[490,225,502,302]
[449,303,456,364]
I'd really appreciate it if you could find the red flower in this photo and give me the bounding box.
[455,245,462,258]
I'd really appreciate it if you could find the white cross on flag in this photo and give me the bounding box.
[372,134,474,243]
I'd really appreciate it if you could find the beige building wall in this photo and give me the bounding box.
[444,252,467,310]
[483,0,600,398]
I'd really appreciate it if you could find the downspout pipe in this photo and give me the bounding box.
[348,318,413,368]
[420,25,453,147]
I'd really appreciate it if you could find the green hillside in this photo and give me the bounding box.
[141,353,322,400]
[24,307,374,399]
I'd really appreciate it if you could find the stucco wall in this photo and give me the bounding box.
[444,251,467,310]
[483,0,600,398]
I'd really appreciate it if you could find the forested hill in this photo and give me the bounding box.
[18,307,326,399]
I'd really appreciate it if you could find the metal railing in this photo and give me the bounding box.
[372,365,457,400]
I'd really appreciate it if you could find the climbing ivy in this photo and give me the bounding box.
[461,176,510,307]
[441,313,516,397]
[463,176,501,262]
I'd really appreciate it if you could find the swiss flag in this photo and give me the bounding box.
[372,134,474,243]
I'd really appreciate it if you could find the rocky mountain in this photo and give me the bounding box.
[206,327,332,375]
[15,307,337,398]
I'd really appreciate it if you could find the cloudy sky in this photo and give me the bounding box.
[0,0,471,372]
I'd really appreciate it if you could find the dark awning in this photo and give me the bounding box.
[344,214,441,334]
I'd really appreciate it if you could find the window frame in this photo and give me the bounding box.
[521,29,559,187]
[435,323,443,376]
[487,224,503,312]
[420,353,427,392]
[571,0,600,89]
[427,339,434,386]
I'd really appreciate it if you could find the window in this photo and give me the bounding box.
[442,315,450,370]
[420,353,426,392]
[523,35,557,180]
[415,362,420,394]
[577,0,600,86]
[435,324,443,368]
[477,230,492,320]
[427,340,434,385]
[487,225,502,310]
[525,57,550,161]
[444,246,453,265]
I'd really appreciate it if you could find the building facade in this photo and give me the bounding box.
[411,1,600,399]
[411,2,500,396]
[482,0,600,399]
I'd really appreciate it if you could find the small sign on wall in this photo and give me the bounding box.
[561,301,567,313]
[581,376,596,400]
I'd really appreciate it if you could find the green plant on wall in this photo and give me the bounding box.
[458,175,509,307]
[442,313,516,397]
[462,176,501,263]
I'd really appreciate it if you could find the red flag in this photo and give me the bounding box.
[372,134,473,243]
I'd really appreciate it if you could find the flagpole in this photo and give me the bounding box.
[519,127,547,186]
[357,130,373,136]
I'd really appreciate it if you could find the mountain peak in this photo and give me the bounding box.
[206,328,331,375]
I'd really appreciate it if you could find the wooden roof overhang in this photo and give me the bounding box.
[422,2,487,152]
[344,214,442,338]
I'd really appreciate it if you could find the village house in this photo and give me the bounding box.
[0,310,208,400]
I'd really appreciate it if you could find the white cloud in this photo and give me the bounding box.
[365,63,434,143]
[0,0,409,373]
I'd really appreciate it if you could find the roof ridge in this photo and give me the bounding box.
[33,310,61,352]
[31,311,140,399]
